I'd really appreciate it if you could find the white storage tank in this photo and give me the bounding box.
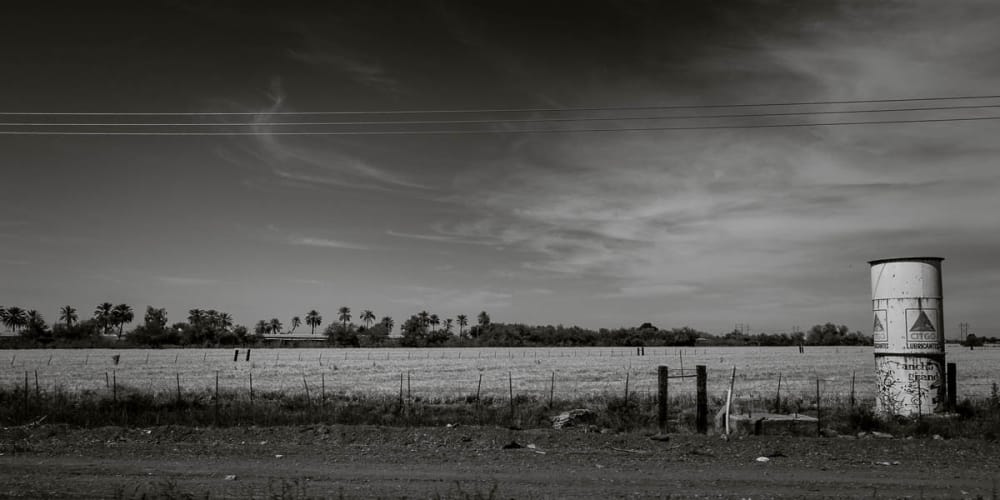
[869,257,946,416]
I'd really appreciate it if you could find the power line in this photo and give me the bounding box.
[4,103,1000,127]
[1,94,1000,116]
[2,114,1000,135]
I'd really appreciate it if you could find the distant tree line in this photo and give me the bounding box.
[1,303,872,348]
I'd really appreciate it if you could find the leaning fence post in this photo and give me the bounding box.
[696,365,708,434]
[947,362,957,411]
[234,349,239,362]
[724,366,736,436]
[657,366,669,435]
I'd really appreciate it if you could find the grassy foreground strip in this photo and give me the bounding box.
[2,383,999,439]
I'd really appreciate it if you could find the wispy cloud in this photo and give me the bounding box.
[289,237,369,251]
[288,48,402,93]
[224,77,429,194]
[386,229,496,246]
[155,276,219,286]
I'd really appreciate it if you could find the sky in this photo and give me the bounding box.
[3,1,1000,337]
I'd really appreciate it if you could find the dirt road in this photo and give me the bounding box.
[1,424,997,498]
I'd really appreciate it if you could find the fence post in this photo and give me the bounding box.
[724,366,736,436]
[624,370,630,403]
[234,350,239,362]
[549,371,555,408]
[246,349,251,362]
[214,370,219,426]
[815,377,821,436]
[774,372,782,412]
[176,373,181,403]
[302,374,311,408]
[947,362,957,411]
[657,366,668,435]
[509,371,515,422]
[696,365,707,434]
[850,370,856,408]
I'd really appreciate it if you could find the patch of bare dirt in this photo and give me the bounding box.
[1,424,997,498]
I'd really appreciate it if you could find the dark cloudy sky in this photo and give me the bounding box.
[3,1,1000,337]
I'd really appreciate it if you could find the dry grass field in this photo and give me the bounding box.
[2,346,997,407]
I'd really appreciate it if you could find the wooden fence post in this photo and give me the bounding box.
[775,372,782,412]
[508,371,515,422]
[947,362,957,411]
[549,371,555,408]
[724,366,736,436]
[850,370,856,408]
[657,366,669,435]
[815,377,821,436]
[624,370,630,403]
[234,350,239,362]
[246,349,251,362]
[214,370,219,426]
[302,374,311,407]
[696,365,708,434]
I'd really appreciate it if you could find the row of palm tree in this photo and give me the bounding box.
[5,302,492,344]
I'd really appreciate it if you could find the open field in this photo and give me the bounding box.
[2,346,998,405]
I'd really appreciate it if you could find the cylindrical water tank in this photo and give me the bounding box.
[869,257,946,416]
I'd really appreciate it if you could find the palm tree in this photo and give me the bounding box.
[444,318,454,334]
[205,310,220,329]
[477,311,490,328]
[457,314,468,336]
[112,303,134,339]
[380,316,394,335]
[361,310,376,330]
[59,306,78,326]
[429,314,440,332]
[26,310,45,332]
[269,318,283,335]
[3,306,27,332]
[290,316,302,333]
[254,320,269,336]
[188,308,205,327]
[218,312,233,331]
[94,302,114,335]
[338,306,351,329]
[418,310,430,328]
[305,310,322,334]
